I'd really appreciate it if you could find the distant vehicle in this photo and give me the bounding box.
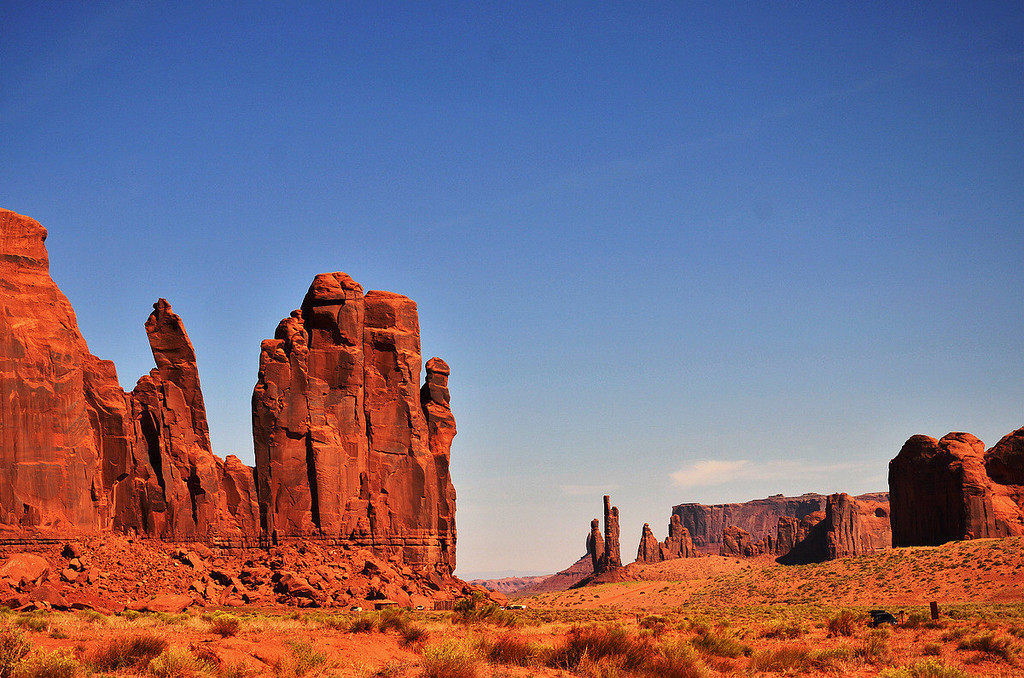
[868,610,898,627]
[349,606,362,612]
[505,604,527,610]
[415,605,425,610]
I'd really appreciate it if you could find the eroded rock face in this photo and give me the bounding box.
[674,494,833,551]
[720,525,754,556]
[824,492,891,560]
[890,430,1024,546]
[0,209,282,546]
[587,496,621,574]
[252,273,457,574]
[0,210,109,535]
[635,514,698,563]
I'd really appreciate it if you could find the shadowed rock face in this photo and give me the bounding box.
[252,273,457,574]
[889,430,1024,547]
[674,494,833,550]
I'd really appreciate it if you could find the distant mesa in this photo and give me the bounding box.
[0,208,460,602]
[635,514,699,563]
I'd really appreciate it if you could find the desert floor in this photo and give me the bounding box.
[3,537,1024,677]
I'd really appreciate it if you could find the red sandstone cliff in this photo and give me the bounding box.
[889,430,1024,546]
[252,273,457,575]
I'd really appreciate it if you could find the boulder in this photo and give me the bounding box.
[128,594,192,614]
[0,554,50,587]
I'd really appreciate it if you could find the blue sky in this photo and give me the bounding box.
[2,2,1022,577]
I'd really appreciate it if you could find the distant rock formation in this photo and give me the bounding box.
[824,492,891,560]
[0,209,460,581]
[517,555,594,595]
[720,525,759,556]
[674,492,889,553]
[636,515,698,563]
[587,496,622,574]
[889,430,1024,547]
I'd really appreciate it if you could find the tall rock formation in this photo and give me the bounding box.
[0,209,259,544]
[252,273,457,574]
[635,514,698,563]
[0,210,108,535]
[586,496,621,574]
[824,492,891,560]
[889,430,1024,546]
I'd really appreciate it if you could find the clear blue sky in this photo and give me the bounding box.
[2,2,1022,578]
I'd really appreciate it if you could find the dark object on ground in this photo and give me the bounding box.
[868,610,898,627]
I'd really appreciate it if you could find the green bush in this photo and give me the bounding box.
[856,629,891,663]
[922,642,942,656]
[451,593,516,627]
[545,625,654,671]
[399,623,427,647]
[759,620,807,639]
[647,640,710,678]
[12,616,47,634]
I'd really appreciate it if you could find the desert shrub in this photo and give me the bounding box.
[13,616,47,634]
[147,612,188,626]
[349,614,377,633]
[857,629,892,663]
[904,613,929,629]
[420,641,479,678]
[377,609,409,634]
[922,642,942,656]
[451,594,515,627]
[878,658,969,678]
[367,661,409,678]
[89,634,168,672]
[208,614,241,638]
[0,625,30,678]
[118,610,142,621]
[76,610,108,626]
[647,640,710,678]
[475,634,538,666]
[280,640,326,678]
[1009,625,1024,639]
[400,623,428,648]
[826,609,857,637]
[808,644,853,666]
[639,615,669,637]
[956,631,1018,661]
[749,644,809,672]
[147,648,211,678]
[759,620,807,639]
[689,630,749,658]
[940,628,968,642]
[14,649,79,678]
[217,661,250,678]
[545,625,654,671]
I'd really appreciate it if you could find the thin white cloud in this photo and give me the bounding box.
[560,484,620,497]
[670,459,866,488]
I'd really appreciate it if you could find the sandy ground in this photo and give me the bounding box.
[3,537,1023,676]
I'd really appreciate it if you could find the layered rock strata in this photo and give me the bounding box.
[889,430,1024,547]
[252,273,457,574]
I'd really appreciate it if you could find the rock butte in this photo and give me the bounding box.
[889,429,1024,546]
[0,209,457,583]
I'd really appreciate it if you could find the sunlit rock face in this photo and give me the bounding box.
[252,273,457,575]
[0,210,258,543]
[890,430,1024,547]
